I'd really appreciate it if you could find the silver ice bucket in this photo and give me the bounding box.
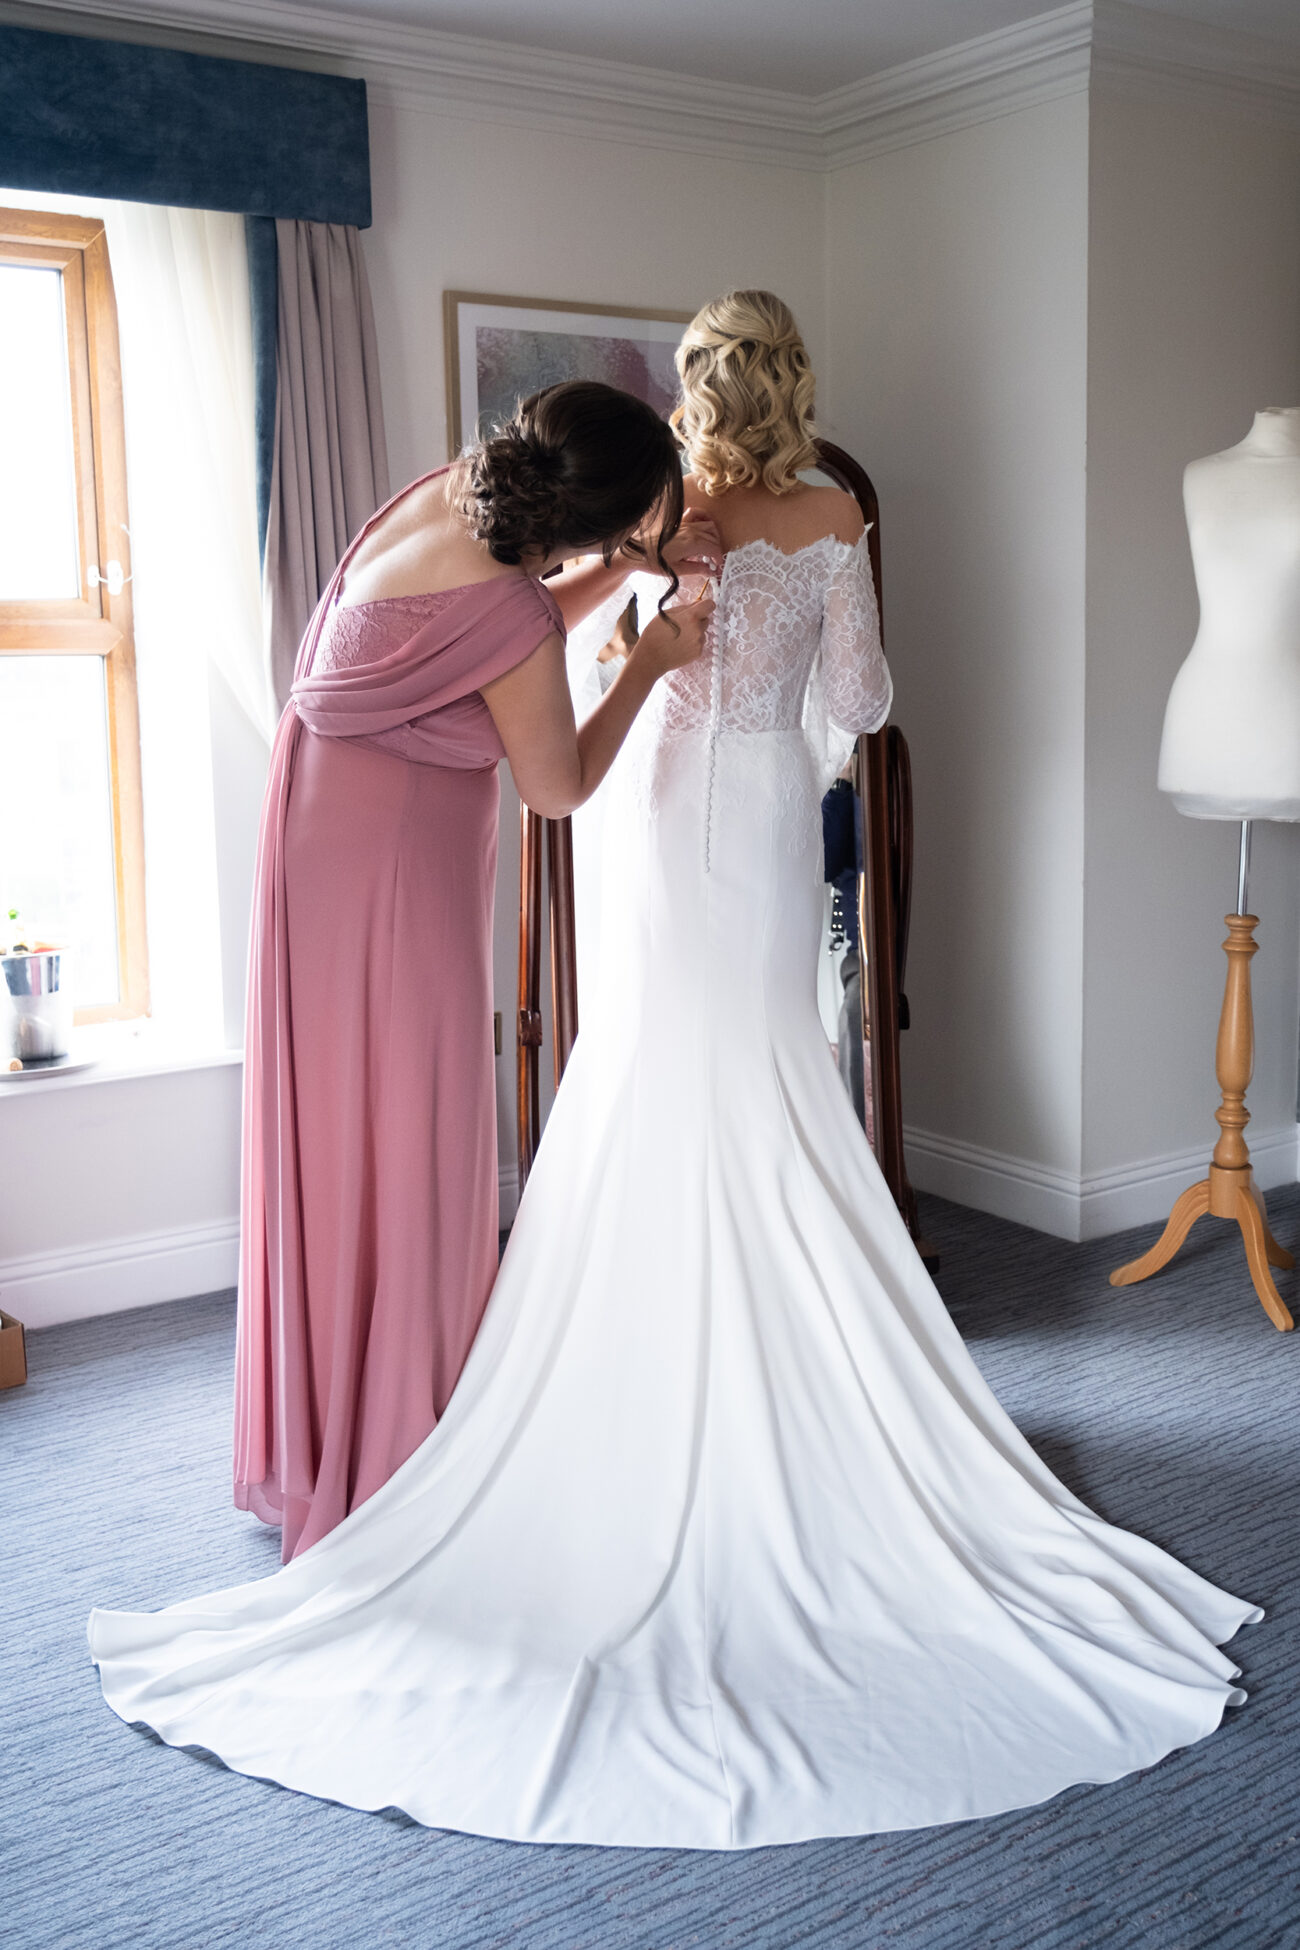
[3,949,73,1062]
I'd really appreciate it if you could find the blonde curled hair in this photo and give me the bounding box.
[671,289,818,496]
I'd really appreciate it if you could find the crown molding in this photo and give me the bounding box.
[1093,1,1300,126]
[818,3,1093,168]
[357,33,822,167]
[1,0,1297,174]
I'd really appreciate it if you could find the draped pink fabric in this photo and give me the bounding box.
[234,475,563,1560]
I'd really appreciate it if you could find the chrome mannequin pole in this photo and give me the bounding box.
[1236,818,1253,916]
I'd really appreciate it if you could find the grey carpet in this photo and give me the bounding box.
[4,1190,1299,1950]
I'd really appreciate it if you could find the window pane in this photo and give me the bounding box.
[0,655,119,1004]
[0,264,81,600]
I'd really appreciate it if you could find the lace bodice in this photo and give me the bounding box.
[560,532,892,875]
[571,531,890,772]
[313,589,463,675]
[567,529,892,872]
[658,530,890,748]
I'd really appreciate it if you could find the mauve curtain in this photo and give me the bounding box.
[264,219,390,707]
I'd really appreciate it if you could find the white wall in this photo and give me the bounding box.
[824,93,1092,1212]
[0,1060,242,1327]
[364,99,826,503]
[1082,82,1300,1189]
[823,75,1300,1241]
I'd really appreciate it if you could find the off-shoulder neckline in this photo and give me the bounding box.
[335,531,868,616]
[334,573,555,616]
[721,528,871,574]
[335,586,463,613]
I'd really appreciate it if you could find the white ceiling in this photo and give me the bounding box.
[194,0,1300,95]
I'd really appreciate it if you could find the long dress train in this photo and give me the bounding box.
[90,531,1260,1849]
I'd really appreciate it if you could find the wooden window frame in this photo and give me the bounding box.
[0,209,148,1022]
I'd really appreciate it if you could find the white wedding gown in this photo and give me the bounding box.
[90,533,1259,1850]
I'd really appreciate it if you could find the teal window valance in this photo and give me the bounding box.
[0,23,371,227]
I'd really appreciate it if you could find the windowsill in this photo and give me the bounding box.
[0,1019,242,1095]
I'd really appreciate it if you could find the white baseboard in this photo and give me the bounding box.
[1078,1128,1300,1240]
[0,1219,239,1331]
[904,1128,1082,1239]
[10,1167,522,1334]
[905,1122,1300,1244]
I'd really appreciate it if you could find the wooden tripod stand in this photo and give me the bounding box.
[1110,825,1294,1330]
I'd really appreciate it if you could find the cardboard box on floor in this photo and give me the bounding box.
[0,1311,27,1389]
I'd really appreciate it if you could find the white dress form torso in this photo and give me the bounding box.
[1159,407,1300,820]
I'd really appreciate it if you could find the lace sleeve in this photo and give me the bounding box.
[822,532,891,740]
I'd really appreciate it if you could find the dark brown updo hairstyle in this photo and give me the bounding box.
[453,380,685,608]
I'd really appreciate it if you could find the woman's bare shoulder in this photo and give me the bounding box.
[340,471,515,604]
[797,483,865,544]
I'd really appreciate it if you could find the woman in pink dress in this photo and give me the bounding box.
[234,381,719,1560]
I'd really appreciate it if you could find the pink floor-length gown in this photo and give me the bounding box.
[234,475,563,1561]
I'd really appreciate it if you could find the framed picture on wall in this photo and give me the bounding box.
[444,291,693,456]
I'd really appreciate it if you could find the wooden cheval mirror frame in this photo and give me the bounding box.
[516,438,923,1251]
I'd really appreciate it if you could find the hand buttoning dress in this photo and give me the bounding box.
[92,531,1260,1848]
[234,472,563,1561]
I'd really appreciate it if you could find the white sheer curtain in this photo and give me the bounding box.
[104,203,270,1043]
[106,204,273,740]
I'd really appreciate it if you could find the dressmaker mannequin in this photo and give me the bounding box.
[1114,408,1300,1329]
[1159,407,1300,817]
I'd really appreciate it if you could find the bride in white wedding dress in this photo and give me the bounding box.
[90,290,1259,1851]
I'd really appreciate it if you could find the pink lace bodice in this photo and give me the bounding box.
[315,589,465,675]
[311,589,507,765]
